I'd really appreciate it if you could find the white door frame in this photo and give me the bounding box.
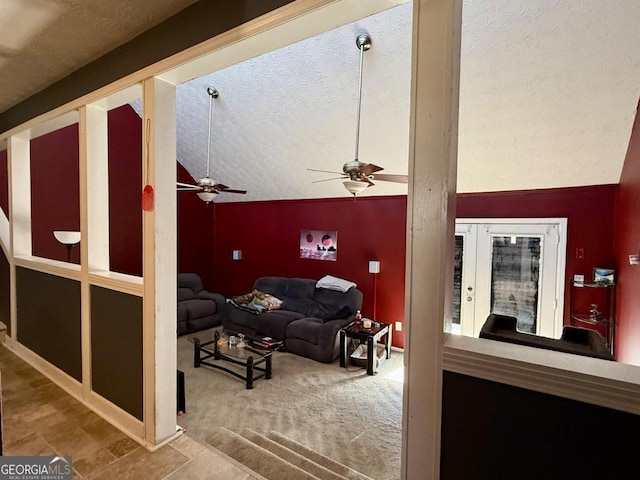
[456,218,567,338]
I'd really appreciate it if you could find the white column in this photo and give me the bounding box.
[79,104,110,395]
[7,133,32,340]
[8,134,32,258]
[142,77,178,445]
[83,105,110,272]
[402,1,462,479]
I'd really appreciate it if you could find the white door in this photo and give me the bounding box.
[453,219,567,339]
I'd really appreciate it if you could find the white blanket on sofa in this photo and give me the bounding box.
[316,275,357,293]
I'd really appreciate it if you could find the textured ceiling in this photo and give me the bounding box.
[0,0,196,112]
[175,3,412,202]
[458,0,640,192]
[172,0,640,202]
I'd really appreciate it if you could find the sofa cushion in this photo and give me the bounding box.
[255,310,304,339]
[178,287,198,302]
[284,278,316,301]
[177,304,189,322]
[286,318,323,344]
[181,299,216,319]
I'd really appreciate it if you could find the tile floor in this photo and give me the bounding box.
[0,345,261,479]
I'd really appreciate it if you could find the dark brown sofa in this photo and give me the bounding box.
[221,276,363,363]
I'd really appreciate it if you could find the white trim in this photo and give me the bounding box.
[88,271,143,297]
[443,334,640,415]
[13,256,82,280]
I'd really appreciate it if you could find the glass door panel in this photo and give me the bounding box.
[489,235,541,334]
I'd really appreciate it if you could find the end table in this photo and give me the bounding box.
[340,321,391,375]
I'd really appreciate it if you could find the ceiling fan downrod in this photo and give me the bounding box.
[205,87,219,179]
[353,33,371,166]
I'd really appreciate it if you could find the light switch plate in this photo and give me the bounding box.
[573,274,584,286]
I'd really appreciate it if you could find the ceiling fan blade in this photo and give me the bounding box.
[363,177,375,186]
[361,163,384,175]
[370,173,409,184]
[177,181,201,190]
[213,183,229,190]
[308,168,345,175]
[312,177,345,183]
[220,188,247,194]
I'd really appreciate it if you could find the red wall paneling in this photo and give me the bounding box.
[30,124,81,263]
[210,196,408,348]
[614,99,640,366]
[0,149,7,218]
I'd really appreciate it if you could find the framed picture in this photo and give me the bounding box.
[593,268,615,285]
[300,230,337,261]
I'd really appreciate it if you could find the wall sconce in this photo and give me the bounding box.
[53,230,81,262]
[369,260,380,320]
[368,260,381,274]
[232,250,242,261]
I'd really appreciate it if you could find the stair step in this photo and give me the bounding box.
[241,428,348,480]
[266,431,374,480]
[209,427,320,480]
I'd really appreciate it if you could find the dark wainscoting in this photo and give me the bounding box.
[91,286,143,421]
[441,371,640,480]
[0,249,9,336]
[16,268,81,380]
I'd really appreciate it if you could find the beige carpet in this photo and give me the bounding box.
[177,328,403,480]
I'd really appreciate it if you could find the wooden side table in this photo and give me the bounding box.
[339,321,391,375]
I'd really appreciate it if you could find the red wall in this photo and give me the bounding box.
[0,150,7,217]
[615,101,640,366]
[31,125,81,263]
[210,196,408,347]
[107,106,143,276]
[457,185,617,328]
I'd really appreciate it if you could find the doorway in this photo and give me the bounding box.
[453,218,567,338]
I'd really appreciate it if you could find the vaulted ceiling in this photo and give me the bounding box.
[2,0,639,202]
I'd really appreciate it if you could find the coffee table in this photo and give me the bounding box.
[193,330,277,389]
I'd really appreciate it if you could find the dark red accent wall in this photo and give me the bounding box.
[107,106,143,276]
[0,149,7,217]
[30,125,81,263]
[457,185,617,329]
[210,196,408,347]
[615,101,640,366]
[176,164,215,284]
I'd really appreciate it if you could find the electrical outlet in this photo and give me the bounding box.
[395,321,402,332]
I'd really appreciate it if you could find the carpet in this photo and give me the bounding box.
[177,328,403,480]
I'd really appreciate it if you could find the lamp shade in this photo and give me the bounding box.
[53,231,81,245]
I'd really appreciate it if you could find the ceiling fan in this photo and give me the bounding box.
[177,87,247,203]
[309,33,408,196]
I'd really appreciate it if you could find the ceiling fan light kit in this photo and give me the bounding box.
[343,180,369,195]
[308,33,408,196]
[176,86,247,203]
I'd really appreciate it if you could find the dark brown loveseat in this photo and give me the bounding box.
[221,276,363,363]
